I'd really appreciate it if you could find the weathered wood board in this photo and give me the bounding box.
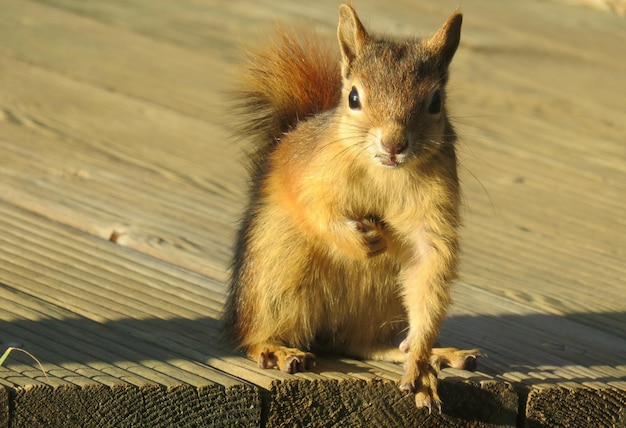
[0,0,624,426]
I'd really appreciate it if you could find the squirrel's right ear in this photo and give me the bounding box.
[338,4,369,77]
[427,11,463,68]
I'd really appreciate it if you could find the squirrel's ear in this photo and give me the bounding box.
[427,11,463,68]
[338,4,369,77]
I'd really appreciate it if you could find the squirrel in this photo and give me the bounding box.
[224,4,481,412]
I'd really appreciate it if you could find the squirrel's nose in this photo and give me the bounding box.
[380,122,409,156]
[381,138,408,156]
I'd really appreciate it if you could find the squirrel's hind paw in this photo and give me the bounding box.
[253,345,316,374]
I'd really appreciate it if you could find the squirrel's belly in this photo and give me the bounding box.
[304,250,407,351]
[242,198,408,350]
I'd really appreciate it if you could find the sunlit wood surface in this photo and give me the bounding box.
[0,0,624,426]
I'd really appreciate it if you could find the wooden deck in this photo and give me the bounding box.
[0,0,624,426]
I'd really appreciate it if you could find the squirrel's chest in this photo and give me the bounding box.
[340,166,429,223]
[272,141,438,230]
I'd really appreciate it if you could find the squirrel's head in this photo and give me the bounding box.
[336,5,462,169]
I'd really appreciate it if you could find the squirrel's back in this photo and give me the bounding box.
[233,30,341,157]
[226,29,342,344]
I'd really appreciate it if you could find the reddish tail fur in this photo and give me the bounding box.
[233,30,341,153]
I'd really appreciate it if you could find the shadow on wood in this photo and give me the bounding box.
[1,311,623,375]
[0,311,624,427]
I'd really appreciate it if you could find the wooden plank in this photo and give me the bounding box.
[0,0,248,280]
[0,203,227,382]
[266,378,518,428]
[1,0,233,121]
[447,0,626,331]
[9,383,261,428]
[525,386,626,428]
[443,286,626,427]
[0,65,239,281]
[444,286,626,370]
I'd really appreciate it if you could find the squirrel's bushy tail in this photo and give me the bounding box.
[232,29,341,153]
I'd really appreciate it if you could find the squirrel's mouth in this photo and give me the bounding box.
[376,153,405,168]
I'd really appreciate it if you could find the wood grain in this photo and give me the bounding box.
[0,0,624,426]
[10,383,261,428]
[0,385,7,428]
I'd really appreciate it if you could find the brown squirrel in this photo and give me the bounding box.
[224,4,481,412]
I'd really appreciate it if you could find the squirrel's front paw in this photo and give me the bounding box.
[399,360,442,414]
[351,216,387,257]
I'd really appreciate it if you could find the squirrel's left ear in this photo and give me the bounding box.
[337,4,370,77]
[427,11,463,68]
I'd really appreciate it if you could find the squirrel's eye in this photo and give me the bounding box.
[348,87,361,110]
[428,89,442,114]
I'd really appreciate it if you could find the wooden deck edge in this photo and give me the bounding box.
[0,377,518,428]
[1,377,625,427]
[524,385,626,428]
[267,377,518,427]
[2,383,261,428]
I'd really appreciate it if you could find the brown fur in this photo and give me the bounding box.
[225,5,480,412]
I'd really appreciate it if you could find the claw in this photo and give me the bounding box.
[399,383,413,394]
[435,398,442,414]
[415,393,442,414]
[258,348,274,369]
[284,355,300,374]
